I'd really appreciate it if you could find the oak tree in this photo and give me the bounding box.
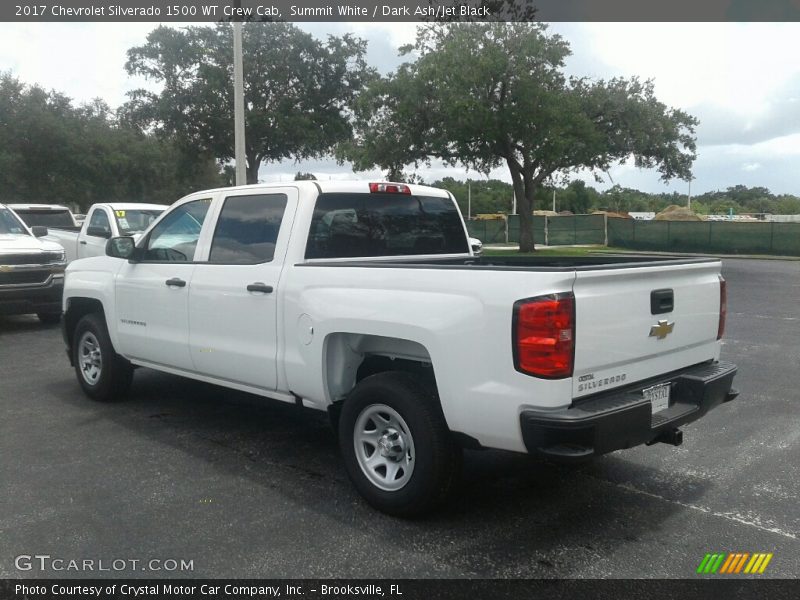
[344,23,697,251]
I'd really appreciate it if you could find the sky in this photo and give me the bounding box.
[1,21,799,196]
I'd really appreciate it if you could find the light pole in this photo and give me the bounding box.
[687,179,692,210]
[467,181,471,220]
[233,3,246,186]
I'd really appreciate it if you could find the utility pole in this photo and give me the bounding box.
[467,182,471,220]
[512,192,517,215]
[233,3,247,186]
[687,179,692,210]
[552,189,556,212]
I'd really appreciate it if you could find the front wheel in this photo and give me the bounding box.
[72,313,133,401]
[339,372,462,517]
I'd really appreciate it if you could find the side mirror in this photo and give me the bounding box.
[31,226,48,238]
[106,236,137,260]
[469,237,483,255]
[87,226,112,239]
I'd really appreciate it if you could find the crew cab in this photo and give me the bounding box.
[0,204,66,323]
[27,203,165,263]
[61,182,738,515]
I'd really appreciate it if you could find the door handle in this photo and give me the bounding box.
[165,277,186,288]
[246,282,273,294]
[79,241,87,245]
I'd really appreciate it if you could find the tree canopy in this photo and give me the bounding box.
[0,72,222,211]
[124,23,374,184]
[342,23,698,251]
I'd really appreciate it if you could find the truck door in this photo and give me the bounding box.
[114,197,214,371]
[188,188,298,391]
[80,207,113,258]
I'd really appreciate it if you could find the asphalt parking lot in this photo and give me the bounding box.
[1,258,798,579]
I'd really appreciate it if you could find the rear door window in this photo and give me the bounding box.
[305,193,468,259]
[209,194,288,264]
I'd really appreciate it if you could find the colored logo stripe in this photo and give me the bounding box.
[697,552,773,574]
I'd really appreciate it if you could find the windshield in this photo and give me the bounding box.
[13,208,75,228]
[0,208,29,235]
[114,208,164,235]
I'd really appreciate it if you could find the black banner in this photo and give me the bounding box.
[2,580,800,600]
[3,0,800,23]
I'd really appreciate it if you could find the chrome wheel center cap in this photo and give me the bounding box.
[378,429,404,460]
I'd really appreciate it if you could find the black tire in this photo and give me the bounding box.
[339,371,462,517]
[37,312,61,325]
[72,313,133,402]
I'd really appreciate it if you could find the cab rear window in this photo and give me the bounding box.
[305,193,468,259]
[13,209,74,228]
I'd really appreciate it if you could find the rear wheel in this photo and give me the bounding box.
[339,372,462,517]
[72,313,133,401]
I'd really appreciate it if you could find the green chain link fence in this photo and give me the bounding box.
[465,219,507,244]
[607,219,800,256]
[496,214,606,245]
[467,214,800,256]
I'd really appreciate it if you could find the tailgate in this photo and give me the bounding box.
[572,259,722,399]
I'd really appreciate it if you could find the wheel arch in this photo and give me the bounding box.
[64,297,107,361]
[322,332,438,406]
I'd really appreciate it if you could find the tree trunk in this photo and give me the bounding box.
[507,159,536,252]
[246,152,260,184]
[386,164,404,182]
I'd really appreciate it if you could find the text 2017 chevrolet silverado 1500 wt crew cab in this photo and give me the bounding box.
[0,204,66,323]
[61,181,739,515]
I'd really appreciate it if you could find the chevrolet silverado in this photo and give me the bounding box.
[61,181,738,515]
[0,204,66,323]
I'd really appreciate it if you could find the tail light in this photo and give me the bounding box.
[513,292,575,379]
[717,275,727,340]
[369,182,411,194]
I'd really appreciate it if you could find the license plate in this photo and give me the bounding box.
[644,383,671,415]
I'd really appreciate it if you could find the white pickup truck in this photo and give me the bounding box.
[61,181,738,515]
[11,203,165,263]
[0,204,66,323]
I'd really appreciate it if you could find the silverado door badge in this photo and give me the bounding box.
[649,319,675,340]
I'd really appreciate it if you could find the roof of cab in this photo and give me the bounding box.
[7,203,73,211]
[193,180,451,199]
[105,203,166,211]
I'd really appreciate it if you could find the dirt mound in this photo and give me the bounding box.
[654,205,703,221]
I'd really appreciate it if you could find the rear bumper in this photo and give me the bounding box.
[520,361,738,462]
[0,276,63,316]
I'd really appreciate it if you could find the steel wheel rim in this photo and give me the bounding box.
[78,331,102,385]
[353,403,415,492]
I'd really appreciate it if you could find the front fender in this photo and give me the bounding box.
[63,257,122,349]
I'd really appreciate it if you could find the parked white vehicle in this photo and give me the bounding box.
[0,204,66,323]
[41,203,164,263]
[61,181,738,515]
[9,204,79,229]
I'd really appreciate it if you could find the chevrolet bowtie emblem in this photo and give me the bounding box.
[649,319,675,340]
[0,265,11,272]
